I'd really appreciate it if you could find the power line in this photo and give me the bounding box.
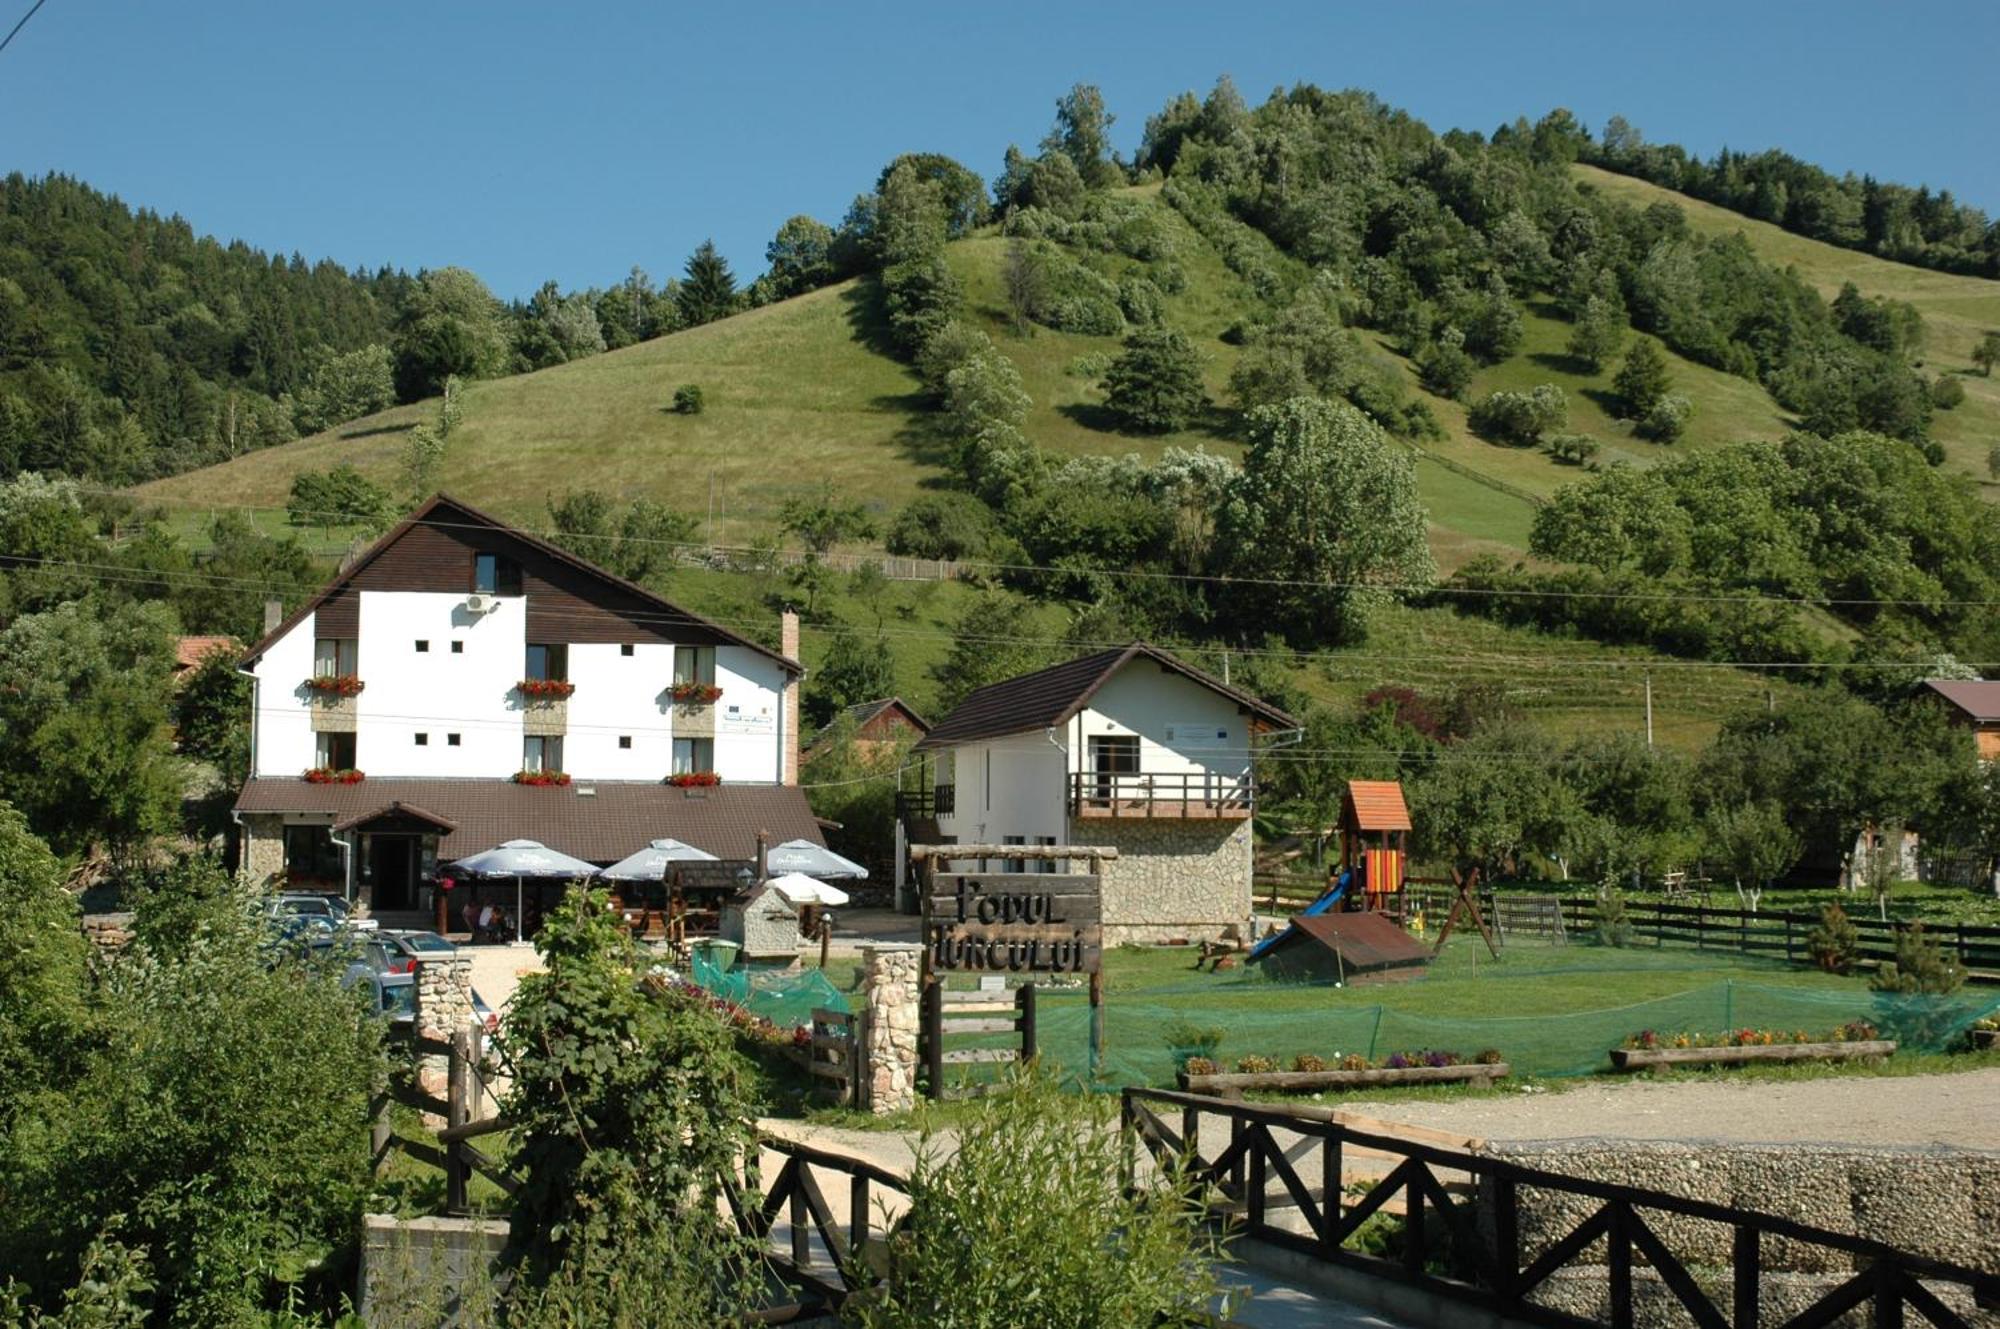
[0,0,47,58]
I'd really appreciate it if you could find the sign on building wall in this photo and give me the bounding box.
[719,701,775,734]
[924,873,1102,975]
[1164,722,1231,748]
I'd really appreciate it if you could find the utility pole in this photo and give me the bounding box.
[707,472,715,552]
[1644,672,1654,748]
[1221,651,1230,685]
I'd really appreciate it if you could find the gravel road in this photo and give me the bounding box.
[1335,1068,2000,1150]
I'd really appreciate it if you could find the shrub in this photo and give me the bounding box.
[1044,294,1125,337]
[1637,393,1693,442]
[1592,881,1634,947]
[671,383,704,414]
[1547,433,1600,466]
[1929,375,1965,410]
[1233,1055,1276,1074]
[1102,327,1206,433]
[1181,1056,1218,1077]
[1870,922,1965,995]
[1163,1017,1224,1070]
[885,493,1006,562]
[1338,1053,1369,1072]
[1474,1048,1504,1065]
[1806,903,1860,974]
[1469,384,1567,446]
[847,1072,1232,1327]
[1290,1053,1328,1073]
[1117,276,1166,326]
[1415,335,1475,400]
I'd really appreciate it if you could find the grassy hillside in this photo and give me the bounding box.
[1576,163,2000,482]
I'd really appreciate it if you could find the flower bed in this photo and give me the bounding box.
[668,682,724,704]
[303,767,365,784]
[1611,1022,1895,1071]
[1178,1048,1507,1095]
[517,678,576,699]
[666,771,721,788]
[303,674,365,696]
[512,770,572,787]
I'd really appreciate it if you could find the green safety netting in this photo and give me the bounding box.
[688,950,849,1029]
[934,942,2000,1093]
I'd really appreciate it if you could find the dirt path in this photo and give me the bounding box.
[1334,1068,2000,1149]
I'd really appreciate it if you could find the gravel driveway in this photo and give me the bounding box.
[1335,1068,2000,1149]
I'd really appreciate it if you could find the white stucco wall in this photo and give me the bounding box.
[712,646,786,784]
[566,642,674,780]
[933,733,1067,846]
[356,590,526,777]
[1070,665,1251,782]
[249,610,319,777]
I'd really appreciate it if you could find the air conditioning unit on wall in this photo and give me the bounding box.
[465,593,497,613]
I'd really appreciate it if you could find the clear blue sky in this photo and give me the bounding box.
[4,1,1993,301]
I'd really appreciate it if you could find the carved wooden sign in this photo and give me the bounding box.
[924,873,1102,975]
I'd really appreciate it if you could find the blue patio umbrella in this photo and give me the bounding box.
[597,837,718,884]
[764,838,868,881]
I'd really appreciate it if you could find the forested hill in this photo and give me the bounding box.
[0,174,403,481]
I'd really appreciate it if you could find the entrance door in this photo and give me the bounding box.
[1088,735,1140,803]
[369,836,417,911]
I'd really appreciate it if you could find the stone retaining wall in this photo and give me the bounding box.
[1479,1138,2000,1328]
[859,945,919,1115]
[239,812,287,884]
[1097,817,1252,946]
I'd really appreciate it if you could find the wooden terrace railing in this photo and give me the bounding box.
[1069,770,1254,819]
[1121,1087,1998,1329]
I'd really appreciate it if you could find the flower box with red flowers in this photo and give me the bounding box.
[666,771,721,788]
[517,678,576,699]
[513,770,572,786]
[303,767,365,784]
[668,682,724,705]
[304,675,366,697]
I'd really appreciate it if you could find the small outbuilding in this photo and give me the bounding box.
[721,882,801,964]
[1341,779,1411,909]
[1253,912,1431,986]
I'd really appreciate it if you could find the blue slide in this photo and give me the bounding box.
[1249,867,1352,962]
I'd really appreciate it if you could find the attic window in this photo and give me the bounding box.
[474,554,522,596]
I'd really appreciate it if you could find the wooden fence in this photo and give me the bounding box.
[1123,1087,1999,1329]
[786,1007,864,1106]
[920,983,1038,1101]
[371,1027,519,1215]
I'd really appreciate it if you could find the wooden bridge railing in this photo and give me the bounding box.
[1122,1087,1998,1329]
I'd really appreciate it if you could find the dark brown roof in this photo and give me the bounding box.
[1923,679,2000,723]
[805,697,931,754]
[235,779,823,863]
[1279,912,1431,970]
[239,493,800,674]
[1343,780,1412,833]
[333,800,457,834]
[914,643,1297,751]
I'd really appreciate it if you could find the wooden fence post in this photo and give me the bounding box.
[921,979,943,1102]
[1017,982,1037,1065]
[445,1027,472,1214]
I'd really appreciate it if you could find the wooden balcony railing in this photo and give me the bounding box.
[895,784,956,821]
[1068,770,1253,819]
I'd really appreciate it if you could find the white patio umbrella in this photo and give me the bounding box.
[597,837,719,883]
[765,871,851,907]
[764,838,869,881]
[448,838,598,942]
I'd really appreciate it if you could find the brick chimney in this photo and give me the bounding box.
[780,609,801,786]
[263,598,283,635]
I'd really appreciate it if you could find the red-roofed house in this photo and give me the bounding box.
[1922,679,2000,762]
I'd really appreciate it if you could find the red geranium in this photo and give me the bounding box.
[666,771,721,788]
[304,675,365,696]
[513,770,572,786]
[518,678,576,699]
[668,682,724,704]
[304,767,365,784]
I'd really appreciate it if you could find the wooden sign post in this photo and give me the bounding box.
[910,844,1115,1079]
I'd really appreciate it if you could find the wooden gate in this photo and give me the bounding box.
[919,983,1038,1101]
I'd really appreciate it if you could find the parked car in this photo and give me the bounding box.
[270,892,377,932]
[342,963,415,1026]
[357,930,499,1034]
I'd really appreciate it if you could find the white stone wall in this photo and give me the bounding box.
[1096,818,1255,946]
[566,641,675,779]
[859,946,920,1114]
[357,590,526,777]
[249,610,319,777]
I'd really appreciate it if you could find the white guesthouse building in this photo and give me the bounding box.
[232,494,822,915]
[899,644,1296,945]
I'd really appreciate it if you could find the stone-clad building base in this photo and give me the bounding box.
[1092,818,1253,947]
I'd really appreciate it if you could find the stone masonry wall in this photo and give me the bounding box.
[1097,818,1252,947]
[240,813,287,885]
[1479,1139,2000,1328]
[411,955,474,1111]
[859,945,920,1115]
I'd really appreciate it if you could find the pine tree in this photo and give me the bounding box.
[1612,338,1672,419]
[1566,295,1626,373]
[677,241,738,328]
[1103,328,1206,433]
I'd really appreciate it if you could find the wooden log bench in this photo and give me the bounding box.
[1608,1040,1895,1072]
